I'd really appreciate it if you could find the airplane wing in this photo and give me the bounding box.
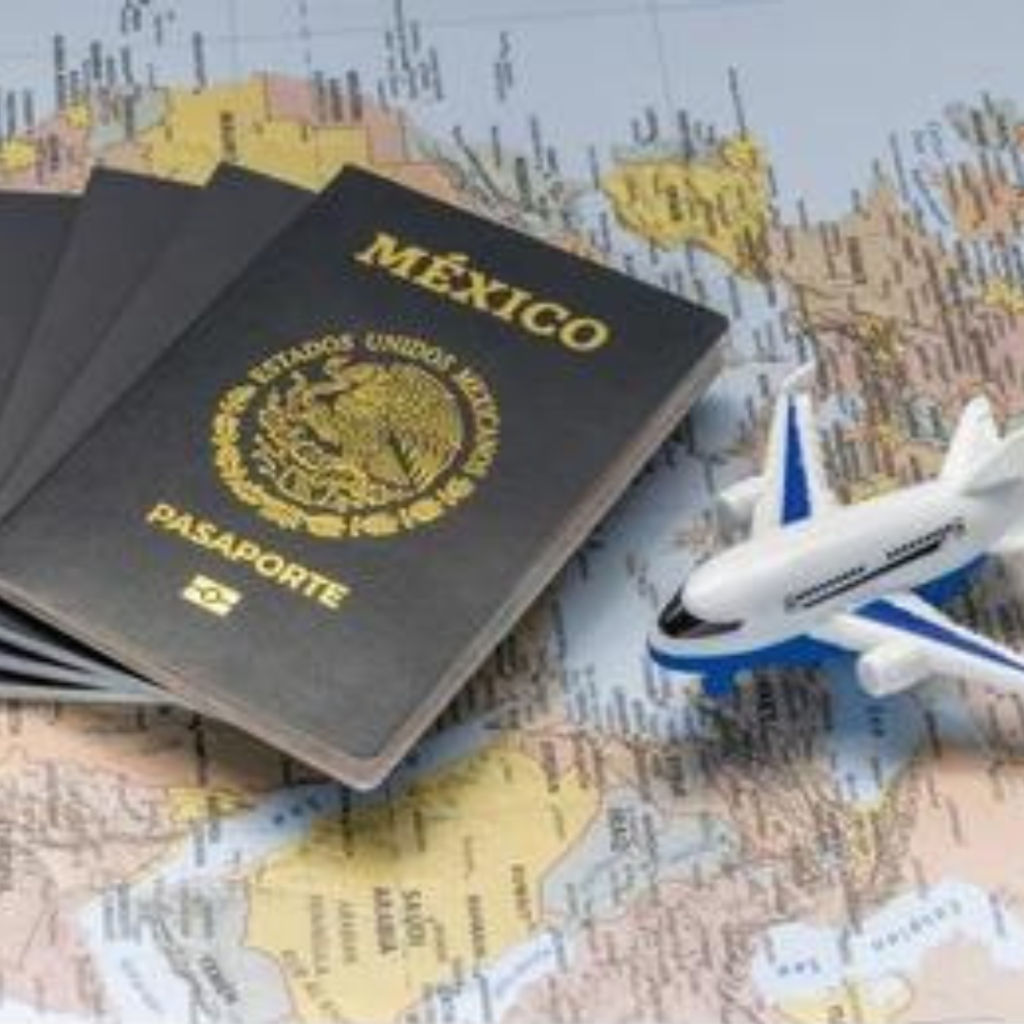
[813,590,1024,697]
[751,363,836,536]
[994,524,1024,558]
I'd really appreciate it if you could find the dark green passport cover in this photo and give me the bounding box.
[0,189,125,682]
[0,169,197,481]
[0,167,311,697]
[0,166,312,519]
[0,190,79,411]
[0,166,725,787]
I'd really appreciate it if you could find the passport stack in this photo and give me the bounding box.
[0,164,725,787]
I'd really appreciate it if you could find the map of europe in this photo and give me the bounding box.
[0,1,1022,1021]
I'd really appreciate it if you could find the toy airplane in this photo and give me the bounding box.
[649,364,1024,699]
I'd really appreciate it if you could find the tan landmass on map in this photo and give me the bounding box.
[604,138,1024,498]
[1,704,294,792]
[508,680,916,1022]
[768,181,942,354]
[244,741,598,1023]
[0,138,40,176]
[767,181,1024,493]
[905,939,1024,1021]
[602,135,772,277]
[0,705,309,1015]
[748,684,1024,1024]
[137,76,390,189]
[773,976,913,1024]
[412,125,595,252]
[0,112,92,192]
[905,740,1024,897]
[944,163,1024,240]
[507,873,764,1022]
[0,73,456,199]
[0,748,194,1016]
[983,276,1024,316]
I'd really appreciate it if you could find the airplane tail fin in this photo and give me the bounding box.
[943,398,1024,495]
[941,396,1000,484]
[959,430,1024,494]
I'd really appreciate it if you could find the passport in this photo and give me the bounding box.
[0,166,725,787]
[0,172,202,684]
[0,190,79,413]
[0,189,139,682]
[0,166,312,518]
[0,170,198,482]
[0,167,311,695]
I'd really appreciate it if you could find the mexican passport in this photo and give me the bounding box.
[0,165,725,787]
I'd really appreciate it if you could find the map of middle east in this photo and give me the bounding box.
[1,0,1024,1021]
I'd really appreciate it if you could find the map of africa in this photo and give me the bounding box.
[0,1,1022,1021]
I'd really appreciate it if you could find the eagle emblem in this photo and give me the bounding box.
[212,333,500,540]
[255,355,464,513]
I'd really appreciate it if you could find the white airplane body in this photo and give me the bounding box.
[649,365,1024,699]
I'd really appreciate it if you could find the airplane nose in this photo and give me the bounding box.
[683,564,719,616]
[656,585,741,639]
[657,589,688,635]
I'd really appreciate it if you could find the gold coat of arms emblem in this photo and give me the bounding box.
[212,331,500,539]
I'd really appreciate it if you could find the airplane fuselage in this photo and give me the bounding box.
[650,475,1024,679]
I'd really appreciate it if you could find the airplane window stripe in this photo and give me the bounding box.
[858,599,1024,675]
[789,538,946,610]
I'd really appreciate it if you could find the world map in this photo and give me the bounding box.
[0,1,1023,1021]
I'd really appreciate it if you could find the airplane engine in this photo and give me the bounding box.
[716,475,762,530]
[856,642,933,698]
